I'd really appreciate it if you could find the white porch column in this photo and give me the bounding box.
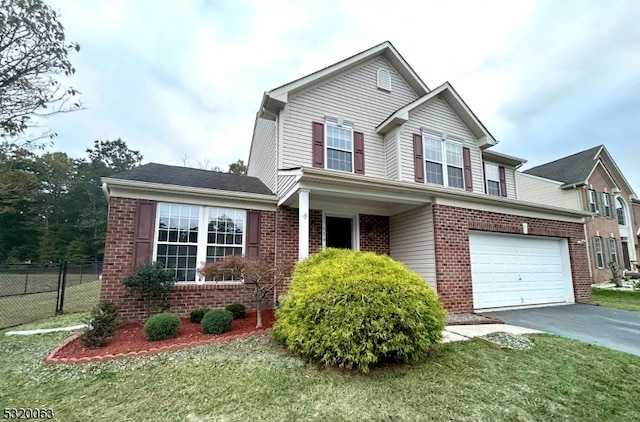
[298,189,310,260]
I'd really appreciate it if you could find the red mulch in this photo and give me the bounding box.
[47,310,275,364]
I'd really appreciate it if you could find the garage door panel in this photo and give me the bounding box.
[469,232,574,309]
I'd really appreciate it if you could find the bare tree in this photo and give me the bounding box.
[198,256,290,328]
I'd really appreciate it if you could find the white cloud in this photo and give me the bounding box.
[41,0,640,189]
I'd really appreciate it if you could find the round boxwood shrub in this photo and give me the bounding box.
[272,248,446,372]
[190,307,210,324]
[201,309,234,334]
[225,303,246,319]
[144,313,181,341]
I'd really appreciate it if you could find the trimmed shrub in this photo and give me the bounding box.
[190,308,210,324]
[144,313,181,341]
[225,303,246,319]
[272,248,446,372]
[201,309,234,335]
[81,301,121,348]
[121,261,176,316]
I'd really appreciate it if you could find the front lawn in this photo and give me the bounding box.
[1,314,639,421]
[591,288,640,312]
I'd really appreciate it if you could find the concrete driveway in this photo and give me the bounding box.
[486,304,640,356]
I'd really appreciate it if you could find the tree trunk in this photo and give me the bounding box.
[256,298,262,329]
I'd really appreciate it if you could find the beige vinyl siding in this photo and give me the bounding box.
[515,172,582,209]
[400,96,483,194]
[247,117,277,193]
[277,174,298,197]
[484,161,517,199]
[384,132,397,180]
[389,205,436,289]
[282,56,419,178]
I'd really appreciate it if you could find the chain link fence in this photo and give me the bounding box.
[0,261,102,329]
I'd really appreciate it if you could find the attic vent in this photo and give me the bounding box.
[377,68,391,91]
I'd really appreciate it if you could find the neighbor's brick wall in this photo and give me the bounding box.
[359,214,390,255]
[432,204,590,312]
[100,197,278,322]
[583,167,635,281]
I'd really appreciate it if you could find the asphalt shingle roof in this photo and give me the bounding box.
[523,145,603,185]
[107,163,274,195]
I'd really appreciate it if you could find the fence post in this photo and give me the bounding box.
[56,261,68,314]
[24,265,30,294]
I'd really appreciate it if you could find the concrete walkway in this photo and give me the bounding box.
[442,324,543,343]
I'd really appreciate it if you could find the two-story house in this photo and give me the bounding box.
[100,42,591,322]
[517,145,638,282]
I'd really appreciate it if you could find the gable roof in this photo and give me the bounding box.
[523,145,637,197]
[258,41,430,118]
[376,82,498,148]
[106,163,274,195]
[523,145,602,186]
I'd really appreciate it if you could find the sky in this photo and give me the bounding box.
[41,0,640,192]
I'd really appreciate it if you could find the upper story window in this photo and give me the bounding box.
[377,68,391,91]
[616,197,626,225]
[587,189,597,213]
[326,124,353,172]
[155,203,245,282]
[602,192,611,217]
[485,163,501,197]
[423,134,464,189]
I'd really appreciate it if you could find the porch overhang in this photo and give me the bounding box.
[277,167,592,222]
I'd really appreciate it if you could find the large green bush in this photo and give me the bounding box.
[201,309,234,335]
[143,313,181,341]
[272,248,446,372]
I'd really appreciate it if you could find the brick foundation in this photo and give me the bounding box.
[432,204,591,312]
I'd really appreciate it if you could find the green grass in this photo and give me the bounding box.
[1,314,639,421]
[591,288,640,312]
[0,281,100,329]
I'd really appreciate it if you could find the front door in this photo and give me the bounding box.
[621,240,631,270]
[326,216,353,249]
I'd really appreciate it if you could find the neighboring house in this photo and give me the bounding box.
[101,41,592,322]
[518,146,638,282]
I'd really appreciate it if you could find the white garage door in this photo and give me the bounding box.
[469,232,575,309]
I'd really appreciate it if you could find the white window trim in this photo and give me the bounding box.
[153,203,246,284]
[324,122,354,173]
[422,134,465,189]
[616,197,627,226]
[594,236,604,269]
[484,162,501,197]
[608,237,618,265]
[587,189,597,213]
[602,192,611,217]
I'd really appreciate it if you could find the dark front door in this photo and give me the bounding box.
[326,216,352,249]
[621,240,631,270]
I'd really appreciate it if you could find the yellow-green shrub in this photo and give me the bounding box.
[272,248,446,372]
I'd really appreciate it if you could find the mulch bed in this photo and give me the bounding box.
[47,310,275,364]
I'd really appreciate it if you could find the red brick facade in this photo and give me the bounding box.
[102,197,591,321]
[359,214,390,255]
[101,197,278,322]
[584,165,639,282]
[432,204,591,312]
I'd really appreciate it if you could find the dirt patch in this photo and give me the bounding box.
[47,310,275,364]
[446,312,504,325]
